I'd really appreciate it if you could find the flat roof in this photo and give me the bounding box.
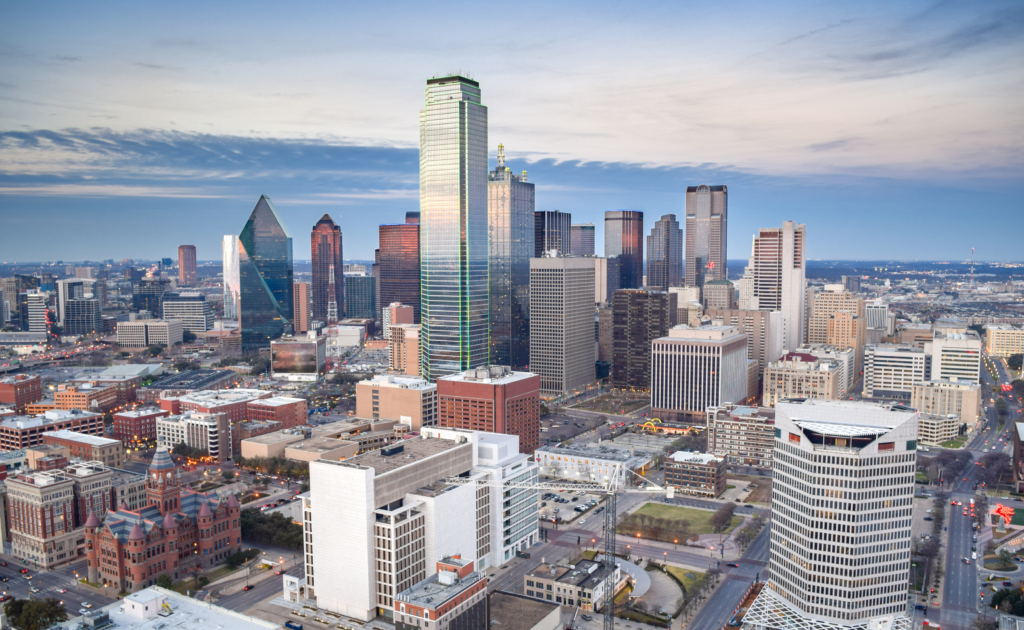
[113,407,167,418]
[171,388,266,406]
[1,409,100,430]
[42,430,119,447]
[59,586,278,630]
[397,570,484,609]
[250,396,306,406]
[141,369,235,390]
[439,366,536,385]
[339,436,465,475]
[242,430,307,445]
[363,374,435,390]
[487,592,560,630]
[537,442,652,464]
[286,437,353,453]
[670,451,723,465]
[777,399,918,432]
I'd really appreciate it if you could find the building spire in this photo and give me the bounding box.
[497,144,505,168]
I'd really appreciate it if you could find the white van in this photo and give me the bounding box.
[972,552,978,560]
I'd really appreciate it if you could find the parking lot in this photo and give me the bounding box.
[540,413,607,446]
[538,488,605,525]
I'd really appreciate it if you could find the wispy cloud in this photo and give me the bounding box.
[53,55,80,62]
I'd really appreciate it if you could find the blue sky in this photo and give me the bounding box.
[1,0,1022,262]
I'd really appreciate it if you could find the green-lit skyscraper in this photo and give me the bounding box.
[239,195,293,351]
[419,76,489,380]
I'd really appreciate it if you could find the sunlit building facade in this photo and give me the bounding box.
[604,211,643,289]
[222,235,240,320]
[379,214,421,323]
[238,195,294,350]
[684,185,727,288]
[311,214,344,324]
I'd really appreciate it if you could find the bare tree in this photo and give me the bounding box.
[181,553,206,592]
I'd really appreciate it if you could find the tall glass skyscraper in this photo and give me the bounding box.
[684,184,728,287]
[488,144,534,370]
[419,76,489,380]
[311,214,344,324]
[604,210,644,289]
[570,223,595,256]
[534,210,571,257]
[646,213,683,290]
[222,235,240,320]
[238,195,293,351]
[379,212,420,322]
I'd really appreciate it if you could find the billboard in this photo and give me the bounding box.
[272,342,322,376]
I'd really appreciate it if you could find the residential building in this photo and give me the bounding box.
[646,213,683,290]
[419,76,489,381]
[389,324,421,376]
[0,375,43,413]
[42,430,124,467]
[529,256,596,395]
[379,214,421,323]
[684,185,727,288]
[56,587,278,630]
[706,308,786,378]
[706,404,775,467]
[156,411,232,462]
[395,557,488,630]
[0,410,104,450]
[611,289,677,389]
[762,352,842,406]
[794,343,856,396]
[702,279,734,310]
[534,210,571,258]
[911,378,981,427]
[84,450,242,592]
[664,452,727,497]
[437,366,540,453]
[177,245,197,285]
[489,145,534,369]
[604,210,644,289]
[161,292,213,334]
[136,369,238,403]
[238,195,294,350]
[345,275,376,320]
[383,303,415,340]
[356,374,437,431]
[117,319,183,348]
[650,325,749,424]
[522,559,623,611]
[292,281,310,333]
[918,413,960,446]
[112,408,170,445]
[986,325,1024,357]
[863,344,928,399]
[926,328,982,383]
[808,285,866,370]
[571,223,595,257]
[743,399,917,630]
[750,221,806,351]
[535,442,653,485]
[222,234,240,319]
[311,213,344,324]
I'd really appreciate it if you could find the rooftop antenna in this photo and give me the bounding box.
[497,144,505,169]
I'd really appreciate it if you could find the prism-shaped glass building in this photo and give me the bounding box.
[239,195,293,351]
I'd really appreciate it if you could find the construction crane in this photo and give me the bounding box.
[446,469,675,630]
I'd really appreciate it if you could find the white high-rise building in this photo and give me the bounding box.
[222,235,240,320]
[744,399,918,630]
[734,259,755,310]
[55,279,86,328]
[863,344,927,399]
[750,221,806,351]
[925,329,981,383]
[865,300,889,330]
[529,255,596,394]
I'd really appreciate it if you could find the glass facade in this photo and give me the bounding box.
[646,213,683,290]
[222,235,240,320]
[238,195,294,351]
[570,223,595,257]
[419,76,489,380]
[534,210,571,257]
[488,145,534,369]
[379,222,420,323]
[345,275,376,319]
[684,185,728,287]
[311,214,344,324]
[604,211,644,289]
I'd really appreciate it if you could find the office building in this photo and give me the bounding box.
[611,289,677,389]
[664,452,727,498]
[650,325,749,424]
[522,558,623,612]
[396,557,488,630]
[646,213,683,290]
[42,430,124,468]
[132,277,173,313]
[304,429,538,621]
[762,352,842,406]
[865,300,889,330]
[160,292,212,334]
[52,383,117,412]
[64,298,102,335]
[593,256,621,305]
[534,442,653,485]
[311,213,344,324]
[419,76,489,381]
[706,404,775,468]
[222,234,240,319]
[734,263,755,311]
[0,375,43,413]
[389,324,421,376]
[918,413,960,446]
[177,245,197,285]
[597,306,613,362]
[743,399,917,630]
[489,145,534,369]
[898,323,934,349]
[911,378,981,427]
[986,325,1024,357]
[707,308,786,378]
[703,279,734,310]
[529,256,596,395]
[345,275,377,319]
[379,214,421,323]
[238,195,294,350]
[841,274,861,293]
[116,319,183,348]
[292,281,310,334]
[25,292,49,334]
[808,285,866,371]
[750,221,806,351]
[67,364,159,405]
[383,302,415,340]
[534,210,571,258]
[159,388,271,427]
[83,450,241,591]
[357,374,437,431]
[156,411,232,462]
[684,185,727,288]
[55,279,85,329]
[926,328,982,383]
[247,396,307,429]
[571,223,595,257]
[111,408,170,445]
[670,286,701,314]
[438,366,540,453]
[795,343,856,396]
[863,344,927,399]
[604,211,643,289]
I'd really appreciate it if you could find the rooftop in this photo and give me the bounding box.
[113,407,167,418]
[526,559,618,590]
[488,592,560,630]
[363,374,436,390]
[669,451,723,465]
[537,442,651,463]
[777,399,918,434]
[70,364,162,381]
[170,388,267,406]
[1,409,101,430]
[250,396,306,407]
[140,369,236,390]
[334,435,467,475]
[42,430,120,447]
[711,404,776,421]
[285,437,353,454]
[665,324,743,341]
[438,365,537,386]
[397,569,484,609]
[242,428,308,445]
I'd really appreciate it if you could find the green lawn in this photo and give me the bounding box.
[910,562,924,593]
[940,439,967,449]
[616,503,743,544]
[665,566,706,597]
[915,472,931,483]
[169,565,240,595]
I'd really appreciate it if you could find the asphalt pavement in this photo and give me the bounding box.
[0,556,116,616]
[684,523,770,630]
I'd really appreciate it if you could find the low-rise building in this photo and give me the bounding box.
[42,429,124,467]
[794,343,856,396]
[986,324,1024,358]
[897,322,933,349]
[156,411,232,462]
[54,383,119,412]
[235,420,283,453]
[116,319,184,348]
[523,559,623,611]
[438,366,540,453]
[111,408,170,445]
[247,396,308,430]
[918,413,961,446]
[664,451,727,497]
[356,374,437,431]
[0,375,43,413]
[762,352,842,406]
[56,587,278,630]
[395,557,488,630]
[109,467,148,511]
[0,409,104,451]
[240,427,307,459]
[389,324,421,376]
[534,442,653,485]
[68,364,161,405]
[284,437,359,462]
[706,404,775,468]
[911,378,981,428]
[488,592,563,630]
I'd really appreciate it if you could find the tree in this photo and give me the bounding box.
[240,508,304,550]
[1012,380,1024,401]
[710,503,736,532]
[182,553,206,592]
[155,574,174,589]
[182,330,197,343]
[1007,355,1023,371]
[4,598,68,630]
[1000,548,1013,566]
[146,344,166,357]
[222,470,235,482]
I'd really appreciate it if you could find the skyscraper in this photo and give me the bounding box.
[646,214,683,290]
[293,281,310,334]
[419,75,488,380]
[238,195,293,351]
[311,214,343,324]
[611,289,677,389]
[378,213,420,323]
[222,235,240,320]
[684,185,727,288]
[570,223,595,257]
[529,256,596,395]
[751,221,806,351]
[534,210,571,258]
[604,211,643,289]
[178,245,197,285]
[56,279,86,328]
[488,144,534,369]
[345,275,376,319]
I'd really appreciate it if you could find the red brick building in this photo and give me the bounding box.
[84,449,241,593]
[436,366,541,453]
[246,397,308,429]
[0,409,104,451]
[112,408,170,445]
[0,375,43,413]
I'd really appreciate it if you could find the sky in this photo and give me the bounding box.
[1,0,1022,262]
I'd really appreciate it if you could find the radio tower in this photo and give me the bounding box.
[970,247,975,287]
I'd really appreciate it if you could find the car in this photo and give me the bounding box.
[580,519,587,524]
[972,545,977,551]
[59,588,66,593]
[79,609,89,616]
[0,562,5,567]
[1005,581,1014,586]
[727,563,740,567]
[541,502,547,507]
[276,570,284,575]
[924,517,933,521]
[29,587,39,593]
[243,585,253,591]
[82,602,92,608]
[965,559,971,564]
[20,569,28,574]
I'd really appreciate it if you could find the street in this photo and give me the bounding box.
[0,557,116,615]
